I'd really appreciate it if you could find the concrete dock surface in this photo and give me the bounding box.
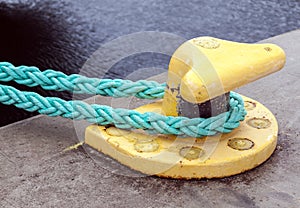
[0,30,299,207]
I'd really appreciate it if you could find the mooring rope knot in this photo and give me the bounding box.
[0,62,246,138]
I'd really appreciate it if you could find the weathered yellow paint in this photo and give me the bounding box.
[85,95,278,179]
[162,37,285,116]
[84,37,285,179]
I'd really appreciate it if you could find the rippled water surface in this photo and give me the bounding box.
[0,0,299,125]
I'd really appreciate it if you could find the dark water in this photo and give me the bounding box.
[0,0,299,126]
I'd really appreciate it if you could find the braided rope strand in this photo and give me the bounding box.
[0,83,246,138]
[0,62,247,137]
[0,62,166,99]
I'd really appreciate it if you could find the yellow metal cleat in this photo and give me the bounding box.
[162,37,285,117]
[85,37,285,179]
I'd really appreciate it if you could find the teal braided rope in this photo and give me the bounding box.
[0,62,247,137]
[0,62,165,99]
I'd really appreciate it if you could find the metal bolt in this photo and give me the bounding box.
[193,37,220,49]
[137,137,155,143]
[179,146,205,160]
[244,101,256,111]
[247,118,271,129]
[134,139,159,153]
[228,138,254,150]
[106,127,130,136]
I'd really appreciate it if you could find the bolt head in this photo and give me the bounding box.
[247,118,271,129]
[134,139,159,153]
[106,127,130,136]
[192,37,220,49]
[244,101,256,111]
[228,138,254,150]
[179,146,205,160]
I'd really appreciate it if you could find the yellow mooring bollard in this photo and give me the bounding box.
[85,37,285,179]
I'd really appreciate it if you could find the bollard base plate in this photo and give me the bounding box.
[84,95,278,179]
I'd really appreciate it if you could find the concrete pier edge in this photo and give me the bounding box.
[1,30,299,208]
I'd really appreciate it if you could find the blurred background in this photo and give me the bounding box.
[0,0,299,126]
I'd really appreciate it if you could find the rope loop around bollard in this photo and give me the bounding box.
[0,62,247,138]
